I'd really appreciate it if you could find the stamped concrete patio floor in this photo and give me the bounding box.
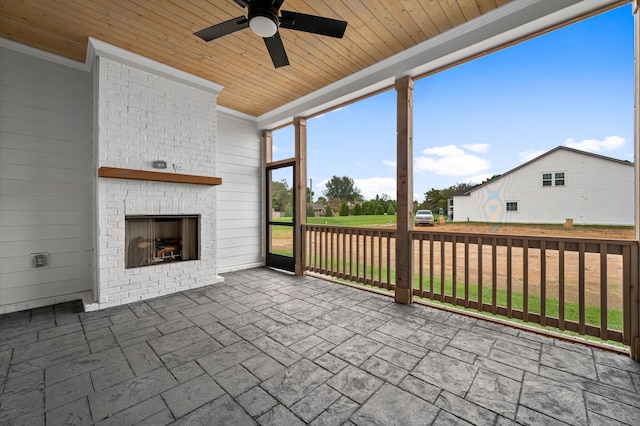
[1,268,640,425]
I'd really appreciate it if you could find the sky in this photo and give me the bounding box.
[272,4,634,202]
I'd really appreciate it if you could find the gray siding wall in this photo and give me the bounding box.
[217,110,263,272]
[0,46,93,311]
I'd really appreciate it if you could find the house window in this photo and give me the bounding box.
[542,173,552,186]
[506,202,518,212]
[555,172,565,186]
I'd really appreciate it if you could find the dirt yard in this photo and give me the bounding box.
[429,222,634,240]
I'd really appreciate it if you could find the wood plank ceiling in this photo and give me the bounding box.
[0,0,512,117]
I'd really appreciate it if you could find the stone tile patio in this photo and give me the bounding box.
[1,267,639,425]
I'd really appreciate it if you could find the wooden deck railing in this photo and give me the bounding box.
[303,224,638,346]
[304,225,395,290]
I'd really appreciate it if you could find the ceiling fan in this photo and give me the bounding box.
[194,0,348,68]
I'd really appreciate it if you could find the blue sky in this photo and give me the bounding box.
[273,4,634,202]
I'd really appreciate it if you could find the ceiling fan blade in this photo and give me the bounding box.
[233,0,250,7]
[279,10,347,38]
[263,32,289,68]
[273,0,285,10]
[194,16,249,41]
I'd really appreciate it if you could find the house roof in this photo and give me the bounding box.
[0,1,625,128]
[458,145,634,196]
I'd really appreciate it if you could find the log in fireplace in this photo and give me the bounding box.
[125,215,199,268]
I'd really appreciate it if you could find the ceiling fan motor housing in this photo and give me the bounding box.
[248,2,280,38]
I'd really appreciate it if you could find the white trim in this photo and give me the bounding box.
[258,0,621,129]
[0,291,94,315]
[0,37,89,71]
[218,262,265,274]
[218,105,258,123]
[87,38,224,95]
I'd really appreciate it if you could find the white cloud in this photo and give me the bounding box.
[353,177,397,200]
[565,135,626,152]
[462,143,490,153]
[519,149,545,163]
[414,144,490,176]
[383,160,396,167]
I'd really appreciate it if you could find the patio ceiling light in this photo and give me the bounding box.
[249,9,278,38]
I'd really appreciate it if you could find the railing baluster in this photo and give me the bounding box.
[378,231,382,286]
[600,243,608,340]
[363,231,369,284]
[387,233,391,287]
[464,236,469,308]
[578,242,586,335]
[355,232,360,280]
[349,230,354,279]
[478,238,483,310]
[507,237,512,318]
[452,236,457,304]
[323,226,328,275]
[440,235,445,302]
[419,236,424,295]
[492,238,497,315]
[429,234,434,299]
[523,239,529,322]
[559,241,565,330]
[540,240,547,326]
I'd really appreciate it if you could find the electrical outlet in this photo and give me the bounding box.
[173,163,183,170]
[31,252,49,268]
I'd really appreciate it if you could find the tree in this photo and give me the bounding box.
[324,205,334,217]
[271,179,292,213]
[323,176,362,203]
[339,201,350,216]
[387,204,395,215]
[352,203,362,216]
[362,201,375,215]
[316,196,327,205]
[421,182,476,214]
[375,204,385,215]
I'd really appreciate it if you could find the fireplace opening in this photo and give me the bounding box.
[125,215,199,268]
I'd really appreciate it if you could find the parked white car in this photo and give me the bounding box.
[415,210,435,226]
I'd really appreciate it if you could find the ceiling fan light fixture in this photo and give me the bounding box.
[249,12,278,38]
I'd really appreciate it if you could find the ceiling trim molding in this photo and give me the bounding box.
[87,38,224,96]
[217,105,259,123]
[0,37,88,71]
[257,0,622,129]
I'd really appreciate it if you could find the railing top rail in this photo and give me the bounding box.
[303,223,397,235]
[409,229,637,247]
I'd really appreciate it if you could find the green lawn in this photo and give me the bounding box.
[273,215,398,227]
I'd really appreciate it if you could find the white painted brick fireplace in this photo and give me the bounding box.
[90,39,224,309]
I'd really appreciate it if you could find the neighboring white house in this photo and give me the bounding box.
[451,146,634,226]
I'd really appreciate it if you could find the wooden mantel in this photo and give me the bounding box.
[98,167,222,186]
